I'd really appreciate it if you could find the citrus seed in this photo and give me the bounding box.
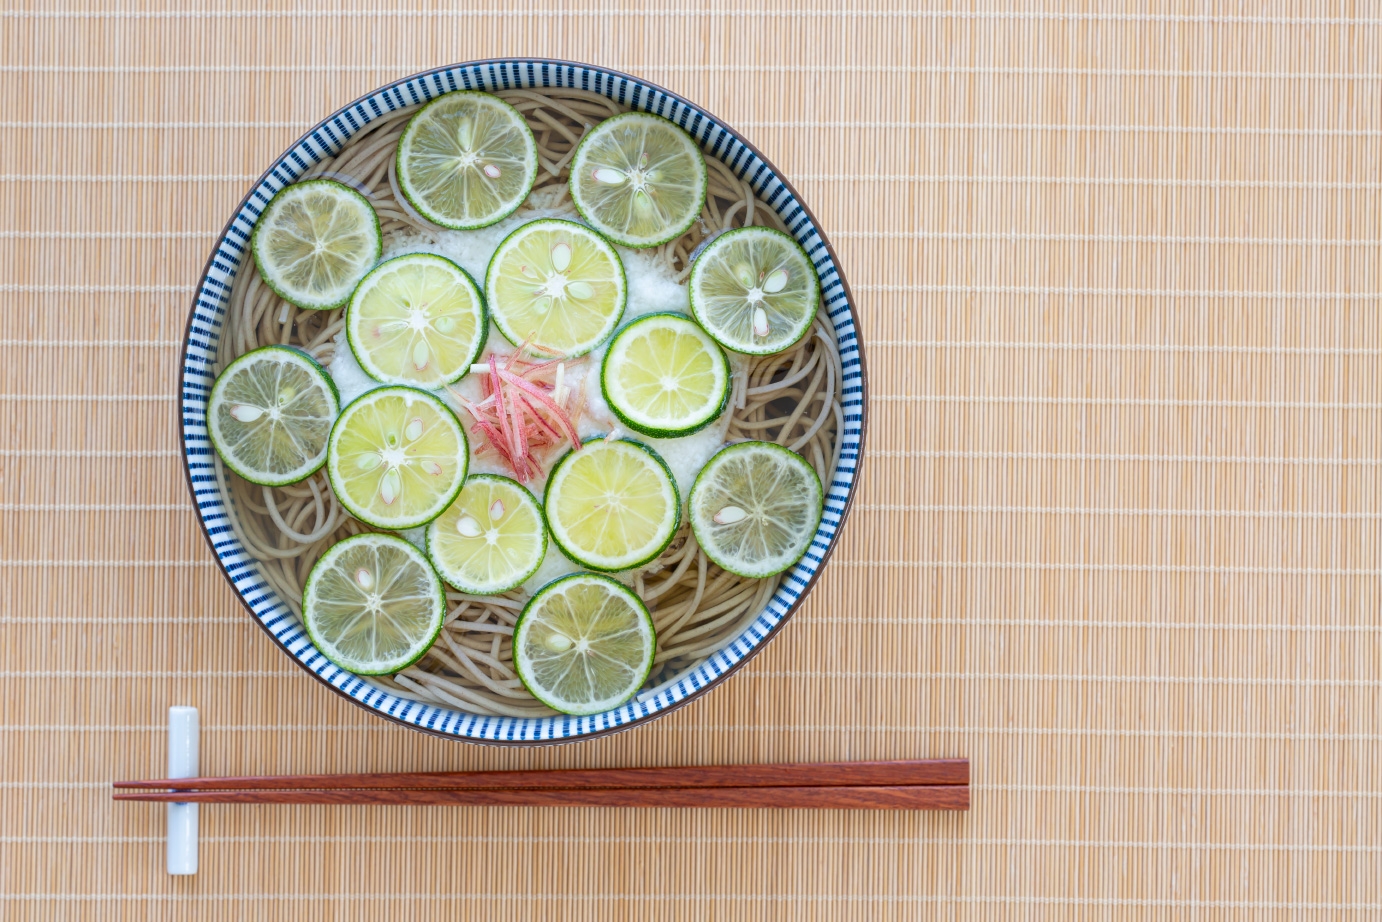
[380,469,401,504]
[552,242,572,272]
[713,505,747,524]
[752,307,770,338]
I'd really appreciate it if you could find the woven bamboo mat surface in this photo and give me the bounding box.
[3,3,1381,918]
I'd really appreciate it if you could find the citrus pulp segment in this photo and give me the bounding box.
[326,386,468,530]
[513,573,655,716]
[689,226,820,355]
[207,345,340,486]
[302,533,445,675]
[600,312,730,438]
[426,474,547,595]
[251,179,382,311]
[569,112,707,248]
[543,438,679,572]
[396,91,538,230]
[485,218,627,357]
[688,440,823,578]
[346,253,486,389]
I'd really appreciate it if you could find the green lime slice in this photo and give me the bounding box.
[513,573,655,715]
[302,533,445,675]
[426,474,547,595]
[346,253,487,389]
[600,312,730,438]
[396,91,539,230]
[689,227,820,355]
[485,218,626,357]
[207,345,340,486]
[251,179,382,311]
[569,112,707,248]
[543,438,679,572]
[689,441,823,578]
[326,386,468,530]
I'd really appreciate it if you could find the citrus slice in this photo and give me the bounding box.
[688,441,823,578]
[207,345,340,486]
[600,312,730,438]
[689,227,820,355]
[346,253,486,389]
[569,112,707,248]
[251,179,382,310]
[326,386,468,530]
[426,474,547,594]
[485,218,626,357]
[302,533,445,675]
[396,91,539,230]
[513,573,655,715]
[544,438,679,571]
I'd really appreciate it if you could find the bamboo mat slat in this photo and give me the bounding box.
[2,3,1381,919]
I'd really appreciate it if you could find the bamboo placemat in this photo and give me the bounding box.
[3,3,1380,918]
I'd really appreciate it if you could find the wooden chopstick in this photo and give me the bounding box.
[113,784,967,811]
[113,758,968,793]
[112,759,970,811]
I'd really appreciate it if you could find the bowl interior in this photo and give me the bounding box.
[180,60,865,744]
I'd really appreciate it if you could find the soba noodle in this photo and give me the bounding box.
[212,88,843,717]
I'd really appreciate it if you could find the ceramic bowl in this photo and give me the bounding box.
[179,59,867,744]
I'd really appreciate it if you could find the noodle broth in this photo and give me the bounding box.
[192,66,858,739]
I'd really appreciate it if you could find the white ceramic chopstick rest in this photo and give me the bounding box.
[166,706,199,875]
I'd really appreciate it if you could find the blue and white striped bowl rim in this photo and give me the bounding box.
[180,60,867,744]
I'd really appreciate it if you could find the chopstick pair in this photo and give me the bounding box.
[114,759,969,811]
